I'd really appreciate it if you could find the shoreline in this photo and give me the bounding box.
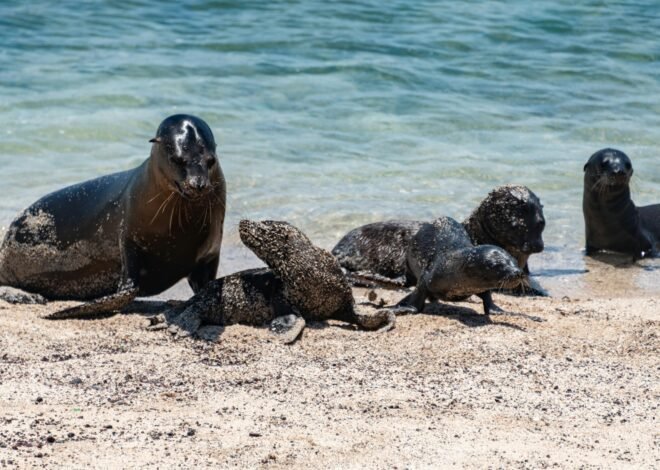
[1,289,658,467]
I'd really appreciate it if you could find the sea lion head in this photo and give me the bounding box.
[462,245,525,292]
[469,185,546,263]
[584,148,633,192]
[150,114,220,200]
[239,220,312,272]
[239,219,354,316]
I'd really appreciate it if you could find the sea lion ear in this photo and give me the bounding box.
[149,137,162,144]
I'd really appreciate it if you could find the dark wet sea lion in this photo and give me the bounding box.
[463,185,545,274]
[152,220,394,343]
[331,185,545,288]
[395,217,525,315]
[0,114,226,318]
[583,148,658,259]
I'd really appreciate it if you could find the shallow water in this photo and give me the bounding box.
[1,0,659,297]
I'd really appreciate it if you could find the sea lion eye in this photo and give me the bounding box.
[625,162,632,170]
[206,157,216,168]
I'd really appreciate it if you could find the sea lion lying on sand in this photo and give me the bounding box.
[583,148,659,260]
[0,115,226,319]
[149,220,395,343]
[332,185,545,293]
[395,217,525,315]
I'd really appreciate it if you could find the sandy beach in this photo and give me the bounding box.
[1,287,658,468]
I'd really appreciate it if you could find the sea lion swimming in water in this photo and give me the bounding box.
[332,185,545,292]
[395,217,525,315]
[583,148,659,260]
[0,114,226,318]
[149,220,394,343]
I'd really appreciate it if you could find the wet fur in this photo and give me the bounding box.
[331,185,545,286]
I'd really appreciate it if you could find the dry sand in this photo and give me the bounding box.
[0,288,658,468]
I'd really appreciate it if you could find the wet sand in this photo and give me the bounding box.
[1,287,658,468]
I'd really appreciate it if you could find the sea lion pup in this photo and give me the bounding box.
[395,217,525,315]
[331,185,545,288]
[583,148,659,259]
[0,115,226,318]
[151,220,395,343]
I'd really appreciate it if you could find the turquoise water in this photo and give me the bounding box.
[1,1,659,296]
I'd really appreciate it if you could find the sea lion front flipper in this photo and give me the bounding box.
[478,291,501,316]
[43,286,139,320]
[270,314,306,344]
[0,286,47,305]
[395,285,427,314]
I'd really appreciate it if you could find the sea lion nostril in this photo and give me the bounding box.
[187,177,207,191]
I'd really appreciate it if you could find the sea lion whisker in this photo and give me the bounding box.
[200,202,209,233]
[146,192,163,204]
[169,198,176,234]
[150,192,175,225]
[177,197,183,230]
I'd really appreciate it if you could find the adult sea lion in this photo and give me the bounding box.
[583,148,659,259]
[332,185,545,288]
[150,220,394,343]
[395,217,525,315]
[0,114,226,318]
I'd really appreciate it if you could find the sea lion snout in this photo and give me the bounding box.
[522,236,544,254]
[181,173,211,198]
[474,245,523,281]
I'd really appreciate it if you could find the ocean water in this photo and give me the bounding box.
[1,0,659,297]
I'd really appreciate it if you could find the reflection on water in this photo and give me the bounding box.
[531,247,660,298]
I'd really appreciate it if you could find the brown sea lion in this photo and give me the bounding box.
[0,114,226,318]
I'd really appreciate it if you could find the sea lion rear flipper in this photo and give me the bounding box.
[146,298,221,340]
[347,305,396,332]
[0,286,47,305]
[166,306,205,338]
[43,286,138,320]
[270,314,306,344]
[344,270,408,289]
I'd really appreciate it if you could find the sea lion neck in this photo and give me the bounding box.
[141,154,178,201]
